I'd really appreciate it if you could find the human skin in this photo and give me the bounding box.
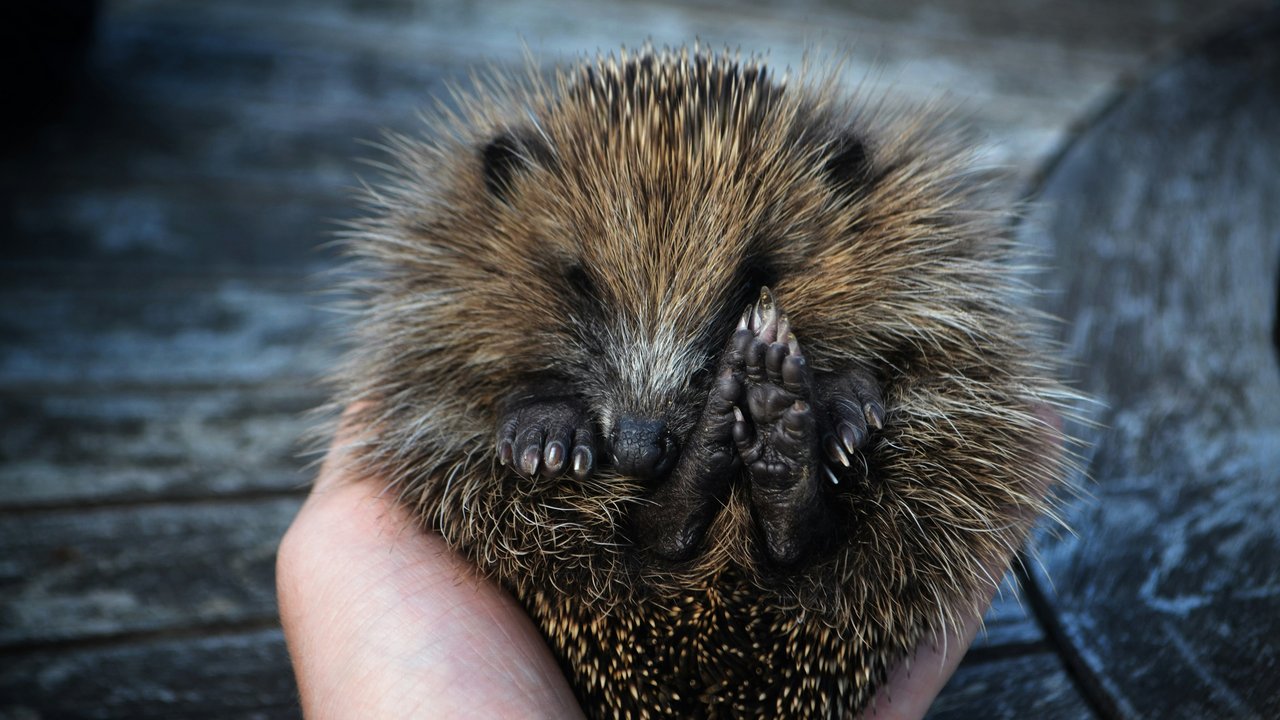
[277,426,1012,720]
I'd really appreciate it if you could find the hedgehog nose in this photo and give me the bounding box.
[610,417,678,481]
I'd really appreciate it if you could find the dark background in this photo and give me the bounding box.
[1,1,1275,718]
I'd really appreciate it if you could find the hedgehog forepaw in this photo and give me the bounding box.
[815,368,885,469]
[497,394,595,481]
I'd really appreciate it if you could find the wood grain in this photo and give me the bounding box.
[928,651,1093,720]
[0,498,299,646]
[0,271,335,389]
[4,0,1267,716]
[0,629,300,720]
[1022,9,1280,718]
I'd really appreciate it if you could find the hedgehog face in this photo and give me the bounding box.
[451,57,845,487]
[471,120,796,486]
[476,130,768,481]
[555,235,770,482]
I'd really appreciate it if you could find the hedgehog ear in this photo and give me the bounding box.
[821,133,874,197]
[480,130,552,203]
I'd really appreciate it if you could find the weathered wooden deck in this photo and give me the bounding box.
[1,1,1274,717]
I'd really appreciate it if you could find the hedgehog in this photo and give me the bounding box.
[329,47,1070,718]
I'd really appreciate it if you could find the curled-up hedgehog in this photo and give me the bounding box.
[331,47,1071,718]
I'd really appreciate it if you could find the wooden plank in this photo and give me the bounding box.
[0,271,335,389]
[98,0,1196,184]
[1,21,450,191]
[679,0,1263,57]
[2,183,350,270]
[0,23,445,270]
[927,651,1094,720]
[114,0,1243,97]
[0,498,300,646]
[1020,10,1280,718]
[0,270,331,506]
[970,570,1043,651]
[0,385,317,508]
[0,628,300,720]
[7,0,1261,270]
[110,0,1242,175]
[114,0,1262,61]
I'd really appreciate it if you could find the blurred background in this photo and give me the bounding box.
[1,1,1276,718]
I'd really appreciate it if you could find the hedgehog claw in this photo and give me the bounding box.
[864,402,885,431]
[750,287,781,343]
[824,434,850,467]
[824,464,840,485]
[815,367,886,457]
[838,422,863,455]
[776,315,791,345]
[520,445,542,476]
[572,446,593,480]
[544,441,565,473]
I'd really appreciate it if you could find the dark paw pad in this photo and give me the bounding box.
[497,396,594,480]
[730,289,817,483]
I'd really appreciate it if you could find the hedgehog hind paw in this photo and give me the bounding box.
[730,293,836,566]
[630,347,744,561]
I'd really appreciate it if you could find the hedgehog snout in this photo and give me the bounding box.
[608,416,679,481]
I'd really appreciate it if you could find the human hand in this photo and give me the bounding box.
[278,425,1017,719]
[276,442,586,719]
